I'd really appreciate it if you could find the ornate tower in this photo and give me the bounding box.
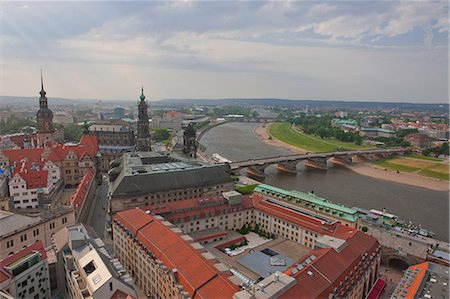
[183,123,197,157]
[36,71,55,147]
[136,87,151,152]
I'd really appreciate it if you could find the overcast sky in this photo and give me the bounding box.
[0,1,448,103]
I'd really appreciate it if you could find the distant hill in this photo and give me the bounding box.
[156,98,449,113]
[1,96,448,113]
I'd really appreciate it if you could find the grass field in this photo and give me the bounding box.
[269,122,370,153]
[406,154,442,162]
[375,157,449,181]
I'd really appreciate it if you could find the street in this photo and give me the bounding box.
[86,179,108,238]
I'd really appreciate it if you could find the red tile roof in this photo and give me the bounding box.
[3,135,98,166]
[13,168,49,189]
[0,241,47,277]
[252,194,354,239]
[70,170,94,214]
[282,231,379,298]
[3,148,44,165]
[114,209,239,299]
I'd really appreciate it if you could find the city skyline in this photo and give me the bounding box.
[0,1,448,103]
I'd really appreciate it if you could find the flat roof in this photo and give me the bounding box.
[0,211,41,239]
[237,251,295,278]
[255,184,358,223]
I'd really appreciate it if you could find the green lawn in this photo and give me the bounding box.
[269,122,370,153]
[300,132,372,150]
[418,169,449,181]
[406,154,442,162]
[374,160,420,172]
[269,123,336,152]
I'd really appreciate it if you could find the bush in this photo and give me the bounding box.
[361,226,368,232]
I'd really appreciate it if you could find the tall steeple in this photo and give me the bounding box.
[36,70,54,147]
[39,69,48,108]
[136,87,151,152]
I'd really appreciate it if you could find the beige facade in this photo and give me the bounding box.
[0,208,75,260]
[113,222,189,298]
[110,182,234,214]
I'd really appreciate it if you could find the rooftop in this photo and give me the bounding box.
[255,184,359,223]
[0,210,41,239]
[114,208,240,298]
[108,152,233,197]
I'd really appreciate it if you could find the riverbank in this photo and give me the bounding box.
[254,123,449,191]
[254,124,308,154]
[348,163,449,192]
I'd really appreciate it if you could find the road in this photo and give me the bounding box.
[86,179,108,238]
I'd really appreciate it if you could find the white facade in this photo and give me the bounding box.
[8,161,61,209]
[0,248,51,299]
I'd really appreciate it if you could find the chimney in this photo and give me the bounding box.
[259,283,265,293]
[274,273,280,282]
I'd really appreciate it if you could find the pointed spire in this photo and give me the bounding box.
[140,86,145,102]
[40,69,46,98]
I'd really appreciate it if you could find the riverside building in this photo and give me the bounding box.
[107,151,233,214]
[113,185,381,299]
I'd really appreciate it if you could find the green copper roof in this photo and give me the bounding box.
[254,184,358,223]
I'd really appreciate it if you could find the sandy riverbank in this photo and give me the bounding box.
[253,124,449,192]
[254,123,308,154]
[347,163,449,192]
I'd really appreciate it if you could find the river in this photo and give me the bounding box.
[200,122,449,241]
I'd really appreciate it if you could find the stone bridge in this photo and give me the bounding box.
[229,148,410,178]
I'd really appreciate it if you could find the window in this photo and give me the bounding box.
[49,223,55,230]
[33,229,40,237]
[20,234,27,242]
[6,240,14,248]
[62,217,67,224]
[28,286,35,294]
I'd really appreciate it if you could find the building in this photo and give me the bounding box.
[0,207,75,260]
[88,120,135,172]
[418,128,449,140]
[113,209,240,298]
[404,133,433,149]
[254,184,360,228]
[1,135,98,188]
[35,73,64,148]
[136,88,151,152]
[113,191,381,299]
[391,261,449,299]
[360,128,396,138]
[163,111,183,121]
[56,224,137,299]
[107,152,234,214]
[8,160,62,210]
[53,113,74,124]
[334,111,348,118]
[183,123,197,157]
[0,241,51,299]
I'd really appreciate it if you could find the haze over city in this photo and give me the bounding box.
[1,1,448,103]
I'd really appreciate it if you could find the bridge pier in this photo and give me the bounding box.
[277,161,298,174]
[330,155,352,166]
[246,165,268,178]
[304,157,328,170]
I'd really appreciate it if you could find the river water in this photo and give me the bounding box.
[200,122,449,241]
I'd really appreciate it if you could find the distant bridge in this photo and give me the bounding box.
[229,148,410,177]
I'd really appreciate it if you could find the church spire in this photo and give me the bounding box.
[40,69,46,98]
[140,86,145,102]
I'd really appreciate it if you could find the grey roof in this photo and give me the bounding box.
[237,251,295,278]
[0,210,41,239]
[109,152,233,197]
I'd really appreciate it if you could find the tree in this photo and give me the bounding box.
[361,226,368,232]
[152,128,170,142]
[63,124,82,142]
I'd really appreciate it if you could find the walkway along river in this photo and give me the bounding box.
[200,122,449,241]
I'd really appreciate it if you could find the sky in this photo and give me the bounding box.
[0,1,448,103]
